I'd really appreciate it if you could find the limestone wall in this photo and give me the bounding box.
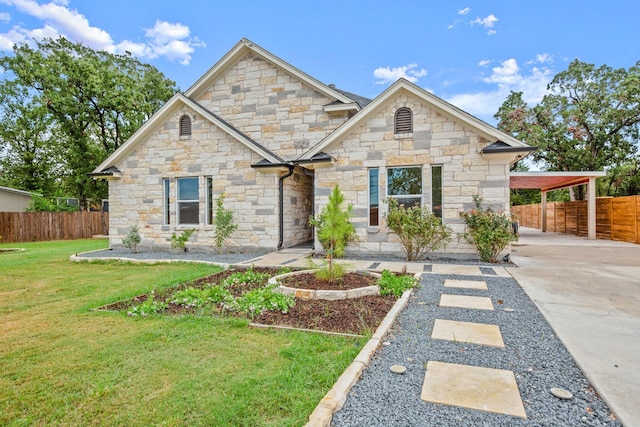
[196,52,349,158]
[108,106,280,252]
[282,166,313,248]
[314,92,511,257]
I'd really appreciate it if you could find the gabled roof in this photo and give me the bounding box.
[185,38,361,111]
[93,92,283,175]
[300,78,534,160]
[0,185,34,197]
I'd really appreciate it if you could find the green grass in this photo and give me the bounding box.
[0,239,362,426]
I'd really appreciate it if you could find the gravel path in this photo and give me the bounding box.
[331,273,622,426]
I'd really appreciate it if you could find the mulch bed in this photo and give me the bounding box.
[278,271,378,290]
[99,267,398,335]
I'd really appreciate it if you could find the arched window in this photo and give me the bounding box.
[179,115,192,136]
[394,107,412,134]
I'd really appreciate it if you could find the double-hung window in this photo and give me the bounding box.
[369,168,379,226]
[387,167,422,208]
[177,177,199,224]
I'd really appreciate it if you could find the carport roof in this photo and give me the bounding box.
[510,171,606,192]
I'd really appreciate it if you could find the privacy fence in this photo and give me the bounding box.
[511,195,640,244]
[0,211,108,243]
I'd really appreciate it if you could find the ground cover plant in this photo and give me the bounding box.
[0,239,362,426]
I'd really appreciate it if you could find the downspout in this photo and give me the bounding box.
[278,165,295,249]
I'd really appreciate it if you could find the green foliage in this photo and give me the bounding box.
[460,195,518,263]
[377,269,417,297]
[312,260,347,283]
[122,224,141,253]
[168,229,195,251]
[221,267,269,288]
[0,37,177,206]
[234,286,295,319]
[26,193,77,212]
[127,292,168,317]
[212,193,238,252]
[309,185,356,282]
[385,198,452,261]
[170,285,233,309]
[495,60,640,198]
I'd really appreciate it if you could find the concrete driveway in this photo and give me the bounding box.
[508,228,640,426]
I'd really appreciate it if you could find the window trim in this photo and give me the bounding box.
[387,166,423,208]
[176,177,200,225]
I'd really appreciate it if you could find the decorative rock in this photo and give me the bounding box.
[382,341,391,346]
[390,365,407,374]
[406,357,414,362]
[503,308,515,312]
[550,387,573,399]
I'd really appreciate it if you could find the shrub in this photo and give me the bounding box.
[168,229,195,252]
[212,194,238,253]
[385,198,452,261]
[122,224,141,253]
[221,268,270,288]
[378,269,417,296]
[459,195,518,263]
[309,185,356,282]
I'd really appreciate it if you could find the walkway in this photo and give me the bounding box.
[509,227,640,426]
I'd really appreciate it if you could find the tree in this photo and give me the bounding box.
[309,185,356,282]
[495,60,640,198]
[0,37,177,207]
[212,194,238,253]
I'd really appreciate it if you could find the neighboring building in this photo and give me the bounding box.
[92,38,535,257]
[0,186,34,212]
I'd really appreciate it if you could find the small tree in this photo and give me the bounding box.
[213,194,238,253]
[122,224,141,253]
[460,195,517,263]
[168,229,195,253]
[309,185,356,282]
[385,198,451,261]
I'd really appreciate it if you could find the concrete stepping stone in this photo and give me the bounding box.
[421,361,527,419]
[444,279,488,290]
[439,294,494,310]
[432,264,482,276]
[431,319,505,348]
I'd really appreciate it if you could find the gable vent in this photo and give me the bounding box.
[179,115,192,136]
[394,107,413,134]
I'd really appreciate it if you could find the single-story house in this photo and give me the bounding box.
[0,186,34,212]
[92,38,535,257]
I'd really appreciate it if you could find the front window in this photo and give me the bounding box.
[387,167,422,207]
[206,177,214,225]
[431,165,443,219]
[163,178,170,225]
[177,177,199,224]
[369,168,379,226]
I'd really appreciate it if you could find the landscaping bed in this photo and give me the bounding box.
[101,266,400,336]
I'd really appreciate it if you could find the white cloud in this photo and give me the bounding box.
[478,59,492,67]
[458,7,470,15]
[373,63,427,84]
[0,1,204,64]
[471,14,499,34]
[0,12,11,22]
[445,57,554,122]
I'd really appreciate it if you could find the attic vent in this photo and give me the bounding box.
[179,115,192,136]
[394,107,413,134]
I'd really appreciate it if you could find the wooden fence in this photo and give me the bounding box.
[0,211,109,243]
[511,195,640,244]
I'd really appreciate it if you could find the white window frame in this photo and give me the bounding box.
[176,177,200,225]
[386,166,423,208]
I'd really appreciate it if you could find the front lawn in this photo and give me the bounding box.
[0,239,361,426]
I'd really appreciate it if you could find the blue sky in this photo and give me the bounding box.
[0,0,638,124]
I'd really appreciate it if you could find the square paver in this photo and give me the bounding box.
[432,264,482,276]
[444,279,487,290]
[431,319,504,348]
[421,361,526,418]
[439,294,494,310]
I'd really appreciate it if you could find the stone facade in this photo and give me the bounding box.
[314,92,510,257]
[97,39,529,257]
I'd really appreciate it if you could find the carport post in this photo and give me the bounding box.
[588,177,596,239]
[541,190,547,232]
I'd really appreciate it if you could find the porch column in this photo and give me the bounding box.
[588,177,596,240]
[541,190,547,232]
